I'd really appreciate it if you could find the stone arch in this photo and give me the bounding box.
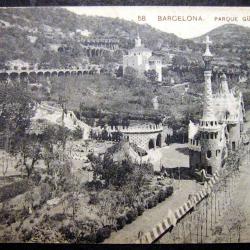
[37,72,44,78]
[65,71,70,77]
[0,73,9,80]
[156,133,162,147]
[77,71,82,76]
[90,49,95,57]
[58,71,64,77]
[20,72,28,79]
[148,139,155,150]
[44,71,51,78]
[51,71,58,77]
[10,72,19,80]
[71,71,76,76]
[86,49,91,57]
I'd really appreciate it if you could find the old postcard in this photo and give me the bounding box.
[0,6,250,244]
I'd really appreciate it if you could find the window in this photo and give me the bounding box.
[232,141,236,151]
[207,166,212,175]
[207,150,212,158]
[211,133,214,139]
[216,150,220,156]
[211,121,213,126]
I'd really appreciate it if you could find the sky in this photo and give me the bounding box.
[66,6,250,39]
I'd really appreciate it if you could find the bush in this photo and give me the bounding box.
[165,186,174,198]
[96,226,111,243]
[116,215,126,230]
[88,193,99,205]
[158,189,166,202]
[0,211,16,225]
[137,204,145,216]
[125,209,137,224]
[50,213,66,222]
[40,183,52,204]
[60,224,77,241]
[0,180,30,203]
[147,194,159,208]
[21,226,32,242]
[85,180,103,191]
[31,171,42,185]
[77,232,96,243]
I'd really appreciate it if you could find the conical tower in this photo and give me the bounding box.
[219,73,230,95]
[199,36,218,128]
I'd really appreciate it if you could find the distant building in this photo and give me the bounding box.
[188,36,245,175]
[123,33,162,82]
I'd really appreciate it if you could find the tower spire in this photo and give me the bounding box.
[201,36,217,123]
[220,73,229,95]
[135,27,141,47]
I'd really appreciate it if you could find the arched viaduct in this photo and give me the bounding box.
[0,65,102,81]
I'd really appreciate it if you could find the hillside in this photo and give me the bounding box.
[192,24,250,65]
[0,7,183,67]
[193,24,250,46]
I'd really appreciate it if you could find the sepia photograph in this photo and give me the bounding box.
[0,6,250,244]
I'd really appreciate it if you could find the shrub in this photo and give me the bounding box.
[137,204,145,216]
[165,186,174,198]
[0,180,30,203]
[125,209,137,224]
[31,171,42,185]
[88,193,99,205]
[116,215,126,230]
[60,224,77,241]
[158,189,166,202]
[21,226,32,242]
[40,183,52,204]
[0,211,16,225]
[96,226,111,243]
[50,213,66,222]
[147,197,154,209]
[34,211,40,218]
[77,232,96,243]
[85,180,103,191]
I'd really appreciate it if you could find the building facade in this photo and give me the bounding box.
[188,36,245,175]
[123,33,162,82]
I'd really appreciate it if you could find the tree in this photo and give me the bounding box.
[12,134,41,179]
[123,66,138,82]
[72,126,83,140]
[0,80,34,149]
[66,175,81,221]
[144,69,158,82]
[115,66,123,78]
[47,159,72,193]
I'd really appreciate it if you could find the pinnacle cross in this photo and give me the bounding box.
[203,35,212,57]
